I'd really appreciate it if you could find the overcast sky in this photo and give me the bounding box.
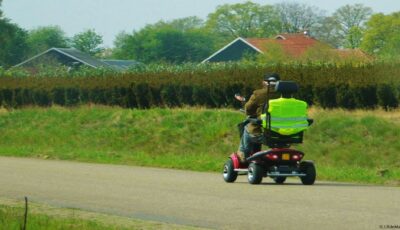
[3,0,400,47]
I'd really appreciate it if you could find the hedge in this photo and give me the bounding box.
[0,62,399,109]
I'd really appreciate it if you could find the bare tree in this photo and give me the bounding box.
[206,1,281,38]
[332,4,373,48]
[333,4,373,34]
[274,2,325,33]
[312,16,342,48]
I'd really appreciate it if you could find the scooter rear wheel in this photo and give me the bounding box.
[300,161,316,185]
[273,176,287,184]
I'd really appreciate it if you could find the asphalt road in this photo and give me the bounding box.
[0,156,399,230]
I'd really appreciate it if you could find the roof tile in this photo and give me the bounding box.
[245,33,320,57]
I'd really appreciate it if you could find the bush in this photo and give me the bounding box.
[377,84,398,110]
[336,85,357,109]
[314,85,337,108]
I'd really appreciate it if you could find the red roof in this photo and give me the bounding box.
[335,49,372,60]
[245,33,320,57]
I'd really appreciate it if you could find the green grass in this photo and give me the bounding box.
[0,106,399,185]
[0,106,234,171]
[299,109,400,185]
[0,205,123,230]
[0,198,199,230]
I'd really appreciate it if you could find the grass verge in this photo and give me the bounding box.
[0,198,204,230]
[0,106,399,185]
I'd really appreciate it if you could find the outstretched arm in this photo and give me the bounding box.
[244,93,258,117]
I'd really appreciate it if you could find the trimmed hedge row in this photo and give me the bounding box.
[0,83,398,110]
[0,62,399,109]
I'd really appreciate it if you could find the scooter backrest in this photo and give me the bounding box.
[275,81,299,95]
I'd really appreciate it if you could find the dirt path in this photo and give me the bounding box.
[0,157,399,230]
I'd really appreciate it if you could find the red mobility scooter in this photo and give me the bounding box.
[223,81,316,185]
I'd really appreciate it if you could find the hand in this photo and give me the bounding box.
[234,94,246,102]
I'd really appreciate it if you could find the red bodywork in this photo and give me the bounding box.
[231,148,304,169]
[230,153,247,169]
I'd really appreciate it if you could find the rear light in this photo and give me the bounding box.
[292,154,303,160]
[266,154,279,160]
[265,152,303,161]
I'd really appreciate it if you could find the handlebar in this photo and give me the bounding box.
[247,117,262,125]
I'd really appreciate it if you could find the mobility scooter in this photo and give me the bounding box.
[223,80,316,185]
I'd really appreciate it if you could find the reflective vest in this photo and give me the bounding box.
[261,97,308,135]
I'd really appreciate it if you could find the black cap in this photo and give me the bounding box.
[264,73,280,82]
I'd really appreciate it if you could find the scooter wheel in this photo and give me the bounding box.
[273,176,287,184]
[223,159,238,183]
[248,162,263,184]
[300,161,316,185]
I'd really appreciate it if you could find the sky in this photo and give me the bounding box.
[3,0,400,47]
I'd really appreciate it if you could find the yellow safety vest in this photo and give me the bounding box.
[261,97,308,135]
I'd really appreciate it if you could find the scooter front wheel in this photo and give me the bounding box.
[248,162,263,184]
[223,159,238,183]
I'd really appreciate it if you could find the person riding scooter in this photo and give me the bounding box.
[235,73,280,163]
[224,80,315,185]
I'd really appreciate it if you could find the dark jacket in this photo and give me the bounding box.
[245,87,279,134]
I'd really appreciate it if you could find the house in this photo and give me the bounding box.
[14,48,111,69]
[101,60,141,71]
[14,48,139,71]
[202,33,322,63]
[202,32,370,63]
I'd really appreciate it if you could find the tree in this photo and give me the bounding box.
[112,32,136,60]
[333,4,372,34]
[0,0,3,18]
[0,19,29,67]
[0,0,30,67]
[274,2,325,33]
[168,16,204,31]
[112,18,218,63]
[206,1,281,38]
[256,41,291,63]
[361,12,400,59]
[312,16,342,48]
[345,26,363,49]
[332,4,373,48]
[27,26,69,56]
[300,43,340,62]
[72,29,103,56]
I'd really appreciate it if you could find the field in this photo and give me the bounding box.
[0,106,399,185]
